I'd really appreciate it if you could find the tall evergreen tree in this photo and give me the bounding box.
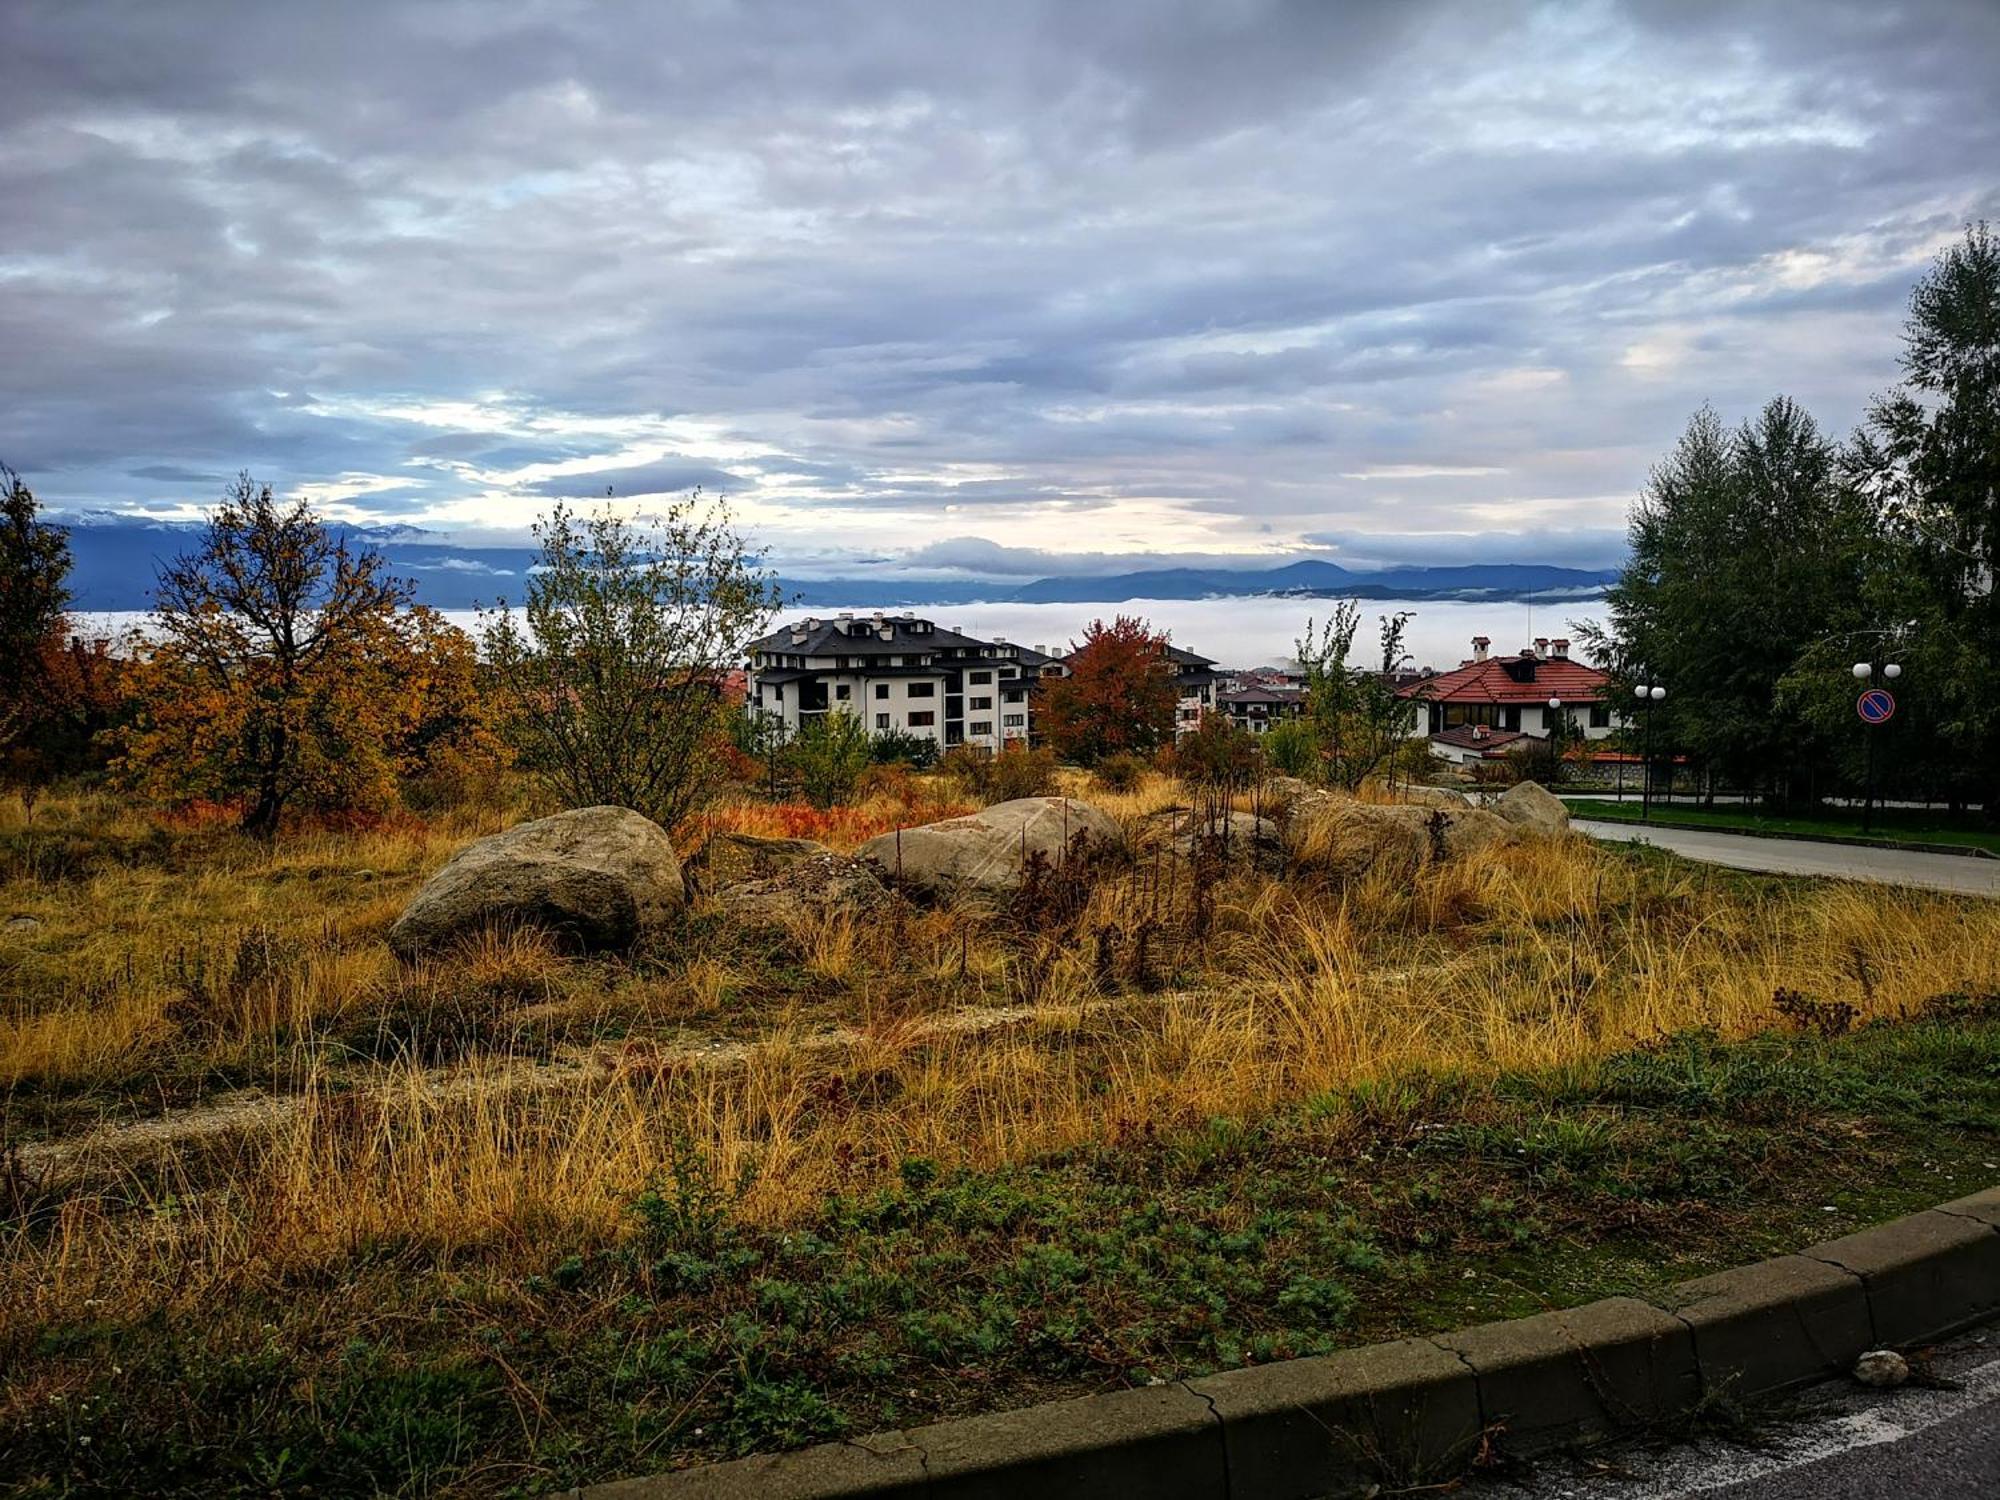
[1848,222,2000,814]
[1583,400,1874,801]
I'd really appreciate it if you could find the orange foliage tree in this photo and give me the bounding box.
[116,477,500,833]
[1036,615,1179,765]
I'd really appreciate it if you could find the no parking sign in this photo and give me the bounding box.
[1857,688,1896,724]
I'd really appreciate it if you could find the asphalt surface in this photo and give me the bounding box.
[1508,1329,2000,1498]
[1574,819,2000,897]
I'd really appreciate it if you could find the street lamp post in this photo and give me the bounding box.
[1851,659,1903,834]
[1635,682,1667,821]
[1547,695,1562,781]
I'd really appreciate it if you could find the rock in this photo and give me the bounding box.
[1291,799,1518,877]
[1394,783,1472,810]
[699,832,836,890]
[1496,779,1571,834]
[1149,809,1286,871]
[856,796,1120,896]
[1853,1349,1909,1388]
[719,852,890,930]
[4,914,40,933]
[388,806,685,958]
[1438,806,1519,858]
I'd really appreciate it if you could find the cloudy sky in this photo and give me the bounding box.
[6,0,1997,579]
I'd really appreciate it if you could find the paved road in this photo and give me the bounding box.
[1512,1329,2000,1498]
[1575,819,2000,898]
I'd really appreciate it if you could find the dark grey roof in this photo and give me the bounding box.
[750,614,994,657]
[1219,686,1303,705]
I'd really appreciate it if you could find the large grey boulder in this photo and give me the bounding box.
[698,831,836,891]
[1145,808,1286,872]
[1395,783,1473,810]
[1290,799,1518,878]
[856,796,1120,896]
[1496,779,1571,834]
[388,805,685,957]
[719,852,890,931]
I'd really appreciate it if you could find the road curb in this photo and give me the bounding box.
[579,1187,2000,1499]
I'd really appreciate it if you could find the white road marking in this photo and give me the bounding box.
[1539,1350,2000,1498]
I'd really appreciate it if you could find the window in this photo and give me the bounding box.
[835,684,851,701]
[1589,704,1611,729]
[907,711,935,727]
[970,721,992,736]
[1003,713,1025,728]
[875,713,890,730]
[970,695,992,710]
[1002,687,1024,703]
[907,682,935,698]
[773,685,784,703]
[874,684,890,700]
[969,670,992,685]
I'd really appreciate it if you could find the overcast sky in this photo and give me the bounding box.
[6,0,1997,578]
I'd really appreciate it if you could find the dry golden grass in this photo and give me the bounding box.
[6,776,2000,1333]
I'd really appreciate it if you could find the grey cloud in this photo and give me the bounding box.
[4,0,1997,564]
[523,459,744,499]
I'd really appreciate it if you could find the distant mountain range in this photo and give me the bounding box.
[53,517,1617,612]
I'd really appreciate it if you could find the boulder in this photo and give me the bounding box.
[1437,806,1518,859]
[388,805,685,958]
[1291,799,1519,877]
[699,831,836,890]
[856,796,1120,896]
[1148,809,1286,872]
[1496,779,1570,834]
[1394,783,1473,810]
[719,852,890,931]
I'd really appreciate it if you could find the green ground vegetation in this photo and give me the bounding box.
[7,996,2000,1497]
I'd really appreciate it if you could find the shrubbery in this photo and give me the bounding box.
[941,741,1059,803]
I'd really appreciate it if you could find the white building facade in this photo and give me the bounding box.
[746,613,1056,751]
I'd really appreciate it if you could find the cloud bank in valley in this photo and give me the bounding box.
[5,0,1997,579]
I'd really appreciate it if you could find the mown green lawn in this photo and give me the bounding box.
[1567,798,2000,856]
[7,994,2000,1497]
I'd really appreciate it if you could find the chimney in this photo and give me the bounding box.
[789,626,807,646]
[1533,637,1549,657]
[1551,638,1570,659]
[804,617,819,631]
[1471,636,1490,662]
[1034,644,1046,656]
[1473,724,1488,740]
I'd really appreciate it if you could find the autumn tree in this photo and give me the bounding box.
[480,496,779,830]
[1038,615,1178,765]
[118,475,420,835]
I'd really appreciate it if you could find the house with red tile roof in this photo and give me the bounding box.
[1398,636,1622,763]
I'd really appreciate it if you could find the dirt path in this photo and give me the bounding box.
[11,993,1157,1190]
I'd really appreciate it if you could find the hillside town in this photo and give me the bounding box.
[747,613,1626,767]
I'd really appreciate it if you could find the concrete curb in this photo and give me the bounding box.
[579,1187,2000,1499]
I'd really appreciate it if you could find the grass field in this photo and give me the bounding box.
[4,775,1999,1495]
[1566,797,2000,856]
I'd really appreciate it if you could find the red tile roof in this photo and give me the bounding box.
[1399,654,1609,706]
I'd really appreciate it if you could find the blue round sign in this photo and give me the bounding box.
[1857,688,1895,724]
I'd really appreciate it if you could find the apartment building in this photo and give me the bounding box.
[745,613,1051,750]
